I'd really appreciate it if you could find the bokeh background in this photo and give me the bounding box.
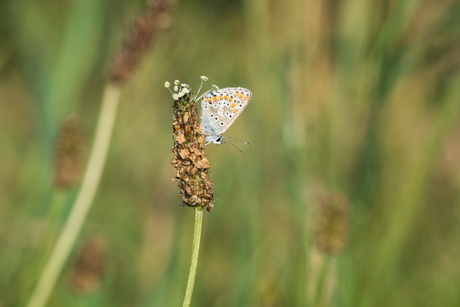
[2,0,460,306]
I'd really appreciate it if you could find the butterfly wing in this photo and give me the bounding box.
[200,87,252,136]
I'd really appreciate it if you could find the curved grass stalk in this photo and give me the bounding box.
[26,84,121,307]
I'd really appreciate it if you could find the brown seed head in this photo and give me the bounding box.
[109,0,175,84]
[314,192,351,255]
[169,81,214,211]
[53,116,85,189]
[68,236,107,294]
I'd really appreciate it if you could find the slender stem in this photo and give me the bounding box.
[43,191,67,243]
[37,191,68,264]
[313,256,332,307]
[26,84,121,307]
[182,207,204,307]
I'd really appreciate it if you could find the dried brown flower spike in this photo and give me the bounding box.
[314,192,351,255]
[109,0,175,84]
[53,116,85,189]
[68,236,107,294]
[168,78,214,211]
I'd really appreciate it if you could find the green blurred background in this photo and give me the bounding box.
[2,0,460,306]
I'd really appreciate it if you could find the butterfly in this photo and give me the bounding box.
[165,77,252,152]
[199,87,252,146]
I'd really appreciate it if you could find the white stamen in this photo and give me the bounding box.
[164,81,173,94]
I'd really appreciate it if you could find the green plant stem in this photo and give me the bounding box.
[36,191,68,267]
[313,256,332,307]
[43,190,68,244]
[182,207,204,307]
[26,84,121,307]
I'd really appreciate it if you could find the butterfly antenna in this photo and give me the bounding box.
[223,139,244,155]
[223,136,251,146]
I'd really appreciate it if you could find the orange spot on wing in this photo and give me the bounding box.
[213,96,218,101]
[219,94,223,100]
[239,93,244,98]
[224,95,229,99]
[233,108,237,113]
[244,96,249,101]
[231,103,236,108]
